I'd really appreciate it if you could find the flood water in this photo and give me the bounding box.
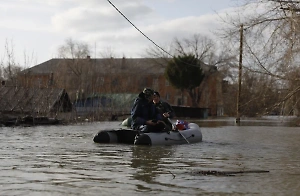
[0,117,300,196]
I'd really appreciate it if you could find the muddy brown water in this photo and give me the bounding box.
[0,117,299,195]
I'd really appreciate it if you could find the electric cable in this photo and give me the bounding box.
[106,0,202,68]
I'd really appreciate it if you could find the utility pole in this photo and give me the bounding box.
[236,24,244,124]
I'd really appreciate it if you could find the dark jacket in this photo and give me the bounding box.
[131,92,162,129]
[154,101,175,119]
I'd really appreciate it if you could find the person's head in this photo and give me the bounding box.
[142,88,154,101]
[153,91,160,103]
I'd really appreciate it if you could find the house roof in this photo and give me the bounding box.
[21,57,216,76]
[23,59,62,74]
[22,58,170,75]
[0,86,71,115]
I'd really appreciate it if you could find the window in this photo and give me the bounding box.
[112,78,119,86]
[126,77,131,86]
[139,78,147,88]
[35,78,41,88]
[153,77,159,85]
[98,77,105,86]
[165,79,169,86]
[177,98,182,106]
[153,77,159,89]
[165,93,170,101]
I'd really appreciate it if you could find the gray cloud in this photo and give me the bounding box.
[0,0,243,64]
[52,0,156,33]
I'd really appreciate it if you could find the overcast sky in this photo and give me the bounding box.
[0,0,242,66]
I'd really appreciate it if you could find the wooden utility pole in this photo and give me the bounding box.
[236,24,244,124]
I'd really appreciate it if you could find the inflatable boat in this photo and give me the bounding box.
[93,122,202,146]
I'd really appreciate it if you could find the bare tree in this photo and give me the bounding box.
[55,38,92,99]
[0,39,22,84]
[220,0,300,116]
[58,38,90,59]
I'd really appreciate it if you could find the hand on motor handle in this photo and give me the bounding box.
[163,113,170,118]
[146,120,164,126]
[146,120,156,126]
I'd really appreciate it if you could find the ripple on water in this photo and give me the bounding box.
[0,121,300,195]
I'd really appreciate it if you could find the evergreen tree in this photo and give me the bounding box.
[165,54,205,107]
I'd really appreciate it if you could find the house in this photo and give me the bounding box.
[0,86,72,117]
[16,57,224,117]
[73,93,136,117]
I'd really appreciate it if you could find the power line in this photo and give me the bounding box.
[107,0,174,58]
[106,0,202,68]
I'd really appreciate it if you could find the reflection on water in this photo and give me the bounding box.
[194,116,299,127]
[0,118,300,195]
[130,146,174,191]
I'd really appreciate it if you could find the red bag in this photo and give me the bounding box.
[175,120,188,130]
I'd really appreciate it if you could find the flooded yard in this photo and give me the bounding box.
[0,117,299,195]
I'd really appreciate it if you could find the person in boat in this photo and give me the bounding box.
[131,88,166,133]
[153,91,175,131]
